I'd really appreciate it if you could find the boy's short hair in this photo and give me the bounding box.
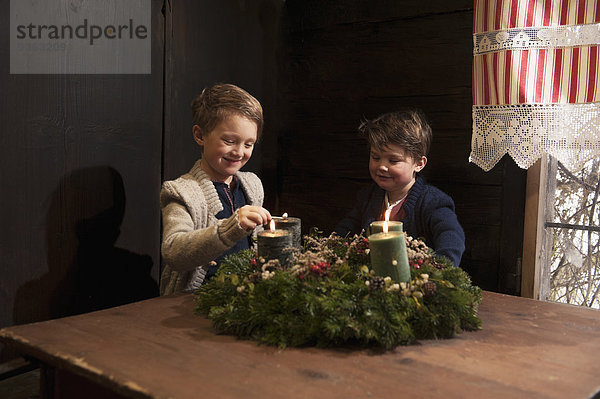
[191,83,264,139]
[358,109,432,159]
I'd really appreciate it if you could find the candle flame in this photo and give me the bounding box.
[382,208,391,234]
[384,208,392,222]
[282,212,288,218]
[269,219,276,231]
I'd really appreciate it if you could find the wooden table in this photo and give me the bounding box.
[1,291,600,399]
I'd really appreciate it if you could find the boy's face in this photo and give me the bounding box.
[194,114,258,184]
[369,144,426,199]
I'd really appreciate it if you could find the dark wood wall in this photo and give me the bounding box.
[0,0,164,361]
[275,0,527,293]
[163,0,282,193]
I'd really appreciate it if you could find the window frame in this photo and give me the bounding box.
[521,157,548,299]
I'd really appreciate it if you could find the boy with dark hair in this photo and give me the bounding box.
[335,109,465,266]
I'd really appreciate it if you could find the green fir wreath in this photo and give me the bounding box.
[195,230,482,350]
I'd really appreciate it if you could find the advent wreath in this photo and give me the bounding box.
[195,230,482,350]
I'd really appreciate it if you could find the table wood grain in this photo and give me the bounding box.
[1,292,600,399]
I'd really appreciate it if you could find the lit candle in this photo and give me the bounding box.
[272,213,302,248]
[367,211,410,282]
[368,208,403,236]
[257,219,293,266]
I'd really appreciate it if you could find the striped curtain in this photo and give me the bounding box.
[471,0,600,172]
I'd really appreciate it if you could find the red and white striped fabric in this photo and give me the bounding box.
[471,0,600,172]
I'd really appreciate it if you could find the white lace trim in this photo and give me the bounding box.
[473,22,600,55]
[470,103,600,172]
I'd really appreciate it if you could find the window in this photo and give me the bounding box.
[522,156,600,309]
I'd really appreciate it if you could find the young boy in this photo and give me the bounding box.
[160,84,271,295]
[334,109,465,267]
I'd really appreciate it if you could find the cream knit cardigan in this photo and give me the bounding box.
[160,160,264,295]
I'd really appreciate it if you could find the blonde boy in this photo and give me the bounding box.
[160,84,271,294]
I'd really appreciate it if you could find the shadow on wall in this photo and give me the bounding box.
[12,166,159,326]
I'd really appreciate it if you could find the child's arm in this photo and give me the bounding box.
[426,201,465,267]
[161,201,269,272]
[161,201,241,271]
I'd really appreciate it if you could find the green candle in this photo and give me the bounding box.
[368,221,403,236]
[368,231,410,282]
[273,215,302,248]
[257,228,293,266]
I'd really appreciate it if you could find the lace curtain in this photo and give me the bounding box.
[471,0,600,172]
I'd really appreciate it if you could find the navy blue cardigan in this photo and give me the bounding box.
[334,176,465,267]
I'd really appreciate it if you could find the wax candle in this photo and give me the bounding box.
[368,221,403,236]
[368,224,410,283]
[257,220,293,266]
[272,213,302,247]
[368,207,403,236]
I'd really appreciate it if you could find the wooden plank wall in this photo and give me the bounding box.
[0,0,164,361]
[275,0,527,292]
[163,0,282,201]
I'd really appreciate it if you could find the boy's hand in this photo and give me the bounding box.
[238,205,271,231]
